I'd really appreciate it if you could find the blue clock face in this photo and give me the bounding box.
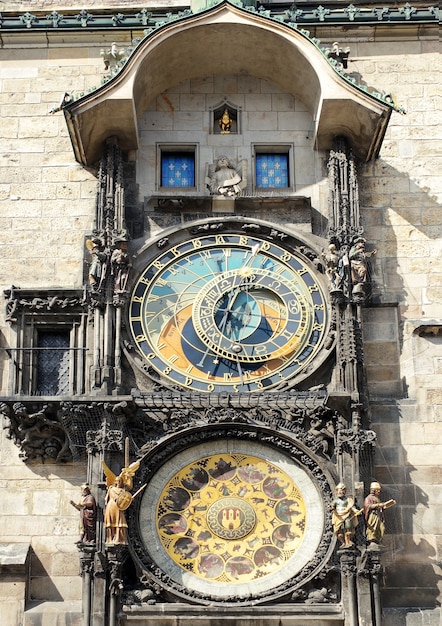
[129,230,329,393]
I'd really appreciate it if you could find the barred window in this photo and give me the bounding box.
[36,331,70,396]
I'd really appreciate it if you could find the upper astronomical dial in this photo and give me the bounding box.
[192,267,311,363]
[129,231,329,393]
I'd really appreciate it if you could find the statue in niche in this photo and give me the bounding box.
[330,482,362,548]
[218,108,233,134]
[206,155,247,198]
[348,237,377,284]
[111,238,131,295]
[70,483,97,544]
[364,481,396,546]
[86,238,108,293]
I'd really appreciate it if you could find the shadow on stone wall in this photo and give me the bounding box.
[28,546,64,603]
[359,157,442,612]
[361,404,441,609]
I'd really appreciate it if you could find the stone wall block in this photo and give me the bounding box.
[371,465,407,484]
[0,603,25,626]
[179,94,206,111]
[0,490,29,516]
[247,112,278,131]
[374,445,405,466]
[0,117,20,139]
[364,342,399,364]
[190,76,214,93]
[405,445,442,467]
[426,388,442,406]
[52,552,81,577]
[213,76,238,94]
[382,240,431,259]
[18,118,60,139]
[271,93,296,111]
[30,574,82,602]
[372,422,402,445]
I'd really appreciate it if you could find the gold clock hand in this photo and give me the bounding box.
[220,244,260,320]
[206,245,261,358]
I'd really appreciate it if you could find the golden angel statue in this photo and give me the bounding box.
[102,458,140,544]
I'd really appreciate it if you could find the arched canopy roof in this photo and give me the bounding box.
[64,1,392,165]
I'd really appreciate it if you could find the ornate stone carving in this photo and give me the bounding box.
[326,137,378,303]
[205,156,247,197]
[335,428,377,456]
[292,585,338,603]
[123,574,163,606]
[0,402,71,463]
[78,544,96,577]
[106,544,127,597]
[339,549,358,576]
[358,547,383,577]
[4,286,86,322]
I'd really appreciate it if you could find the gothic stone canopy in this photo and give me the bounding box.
[63,1,392,166]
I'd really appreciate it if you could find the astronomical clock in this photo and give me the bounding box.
[127,219,331,394]
[123,218,339,606]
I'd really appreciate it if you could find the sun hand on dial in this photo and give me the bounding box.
[215,244,261,333]
[192,268,309,364]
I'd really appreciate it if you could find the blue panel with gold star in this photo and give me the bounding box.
[161,152,195,187]
[256,154,289,188]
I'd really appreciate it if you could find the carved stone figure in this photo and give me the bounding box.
[111,238,131,295]
[87,238,108,292]
[349,238,376,284]
[70,483,97,544]
[100,42,126,71]
[102,459,140,544]
[330,482,362,548]
[206,156,247,197]
[322,243,343,289]
[305,587,337,604]
[306,416,335,456]
[6,402,71,463]
[364,481,396,545]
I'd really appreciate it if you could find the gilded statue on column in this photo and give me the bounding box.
[364,481,396,546]
[102,459,140,544]
[330,482,362,548]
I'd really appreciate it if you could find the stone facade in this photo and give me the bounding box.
[0,1,440,624]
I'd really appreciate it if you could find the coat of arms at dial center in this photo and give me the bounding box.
[207,497,257,540]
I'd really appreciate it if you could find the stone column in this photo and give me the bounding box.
[106,545,127,626]
[339,547,359,626]
[79,545,95,626]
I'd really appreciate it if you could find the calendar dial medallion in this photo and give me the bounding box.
[129,228,329,392]
[136,439,328,602]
